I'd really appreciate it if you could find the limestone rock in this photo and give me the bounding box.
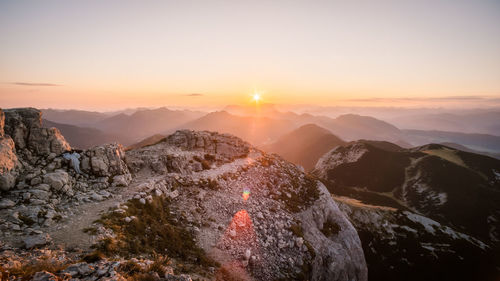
[0,198,16,209]
[31,271,58,281]
[43,170,70,191]
[298,182,367,281]
[81,143,129,177]
[3,108,70,155]
[23,233,51,249]
[0,133,19,191]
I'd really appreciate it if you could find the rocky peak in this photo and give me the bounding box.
[3,108,70,155]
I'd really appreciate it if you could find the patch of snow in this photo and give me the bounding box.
[315,144,368,178]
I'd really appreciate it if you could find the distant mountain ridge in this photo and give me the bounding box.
[261,124,346,171]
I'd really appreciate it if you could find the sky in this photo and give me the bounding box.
[1,0,500,110]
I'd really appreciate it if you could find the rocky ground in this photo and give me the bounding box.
[0,108,368,281]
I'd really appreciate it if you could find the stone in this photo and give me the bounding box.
[63,262,93,277]
[29,189,51,200]
[112,174,131,187]
[0,199,15,209]
[139,198,146,205]
[32,271,58,281]
[23,234,51,249]
[43,171,69,191]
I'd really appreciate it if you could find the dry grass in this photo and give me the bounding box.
[91,195,218,274]
[0,252,72,280]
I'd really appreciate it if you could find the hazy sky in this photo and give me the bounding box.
[1,0,500,110]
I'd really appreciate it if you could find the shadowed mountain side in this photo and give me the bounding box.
[42,119,134,149]
[261,124,346,171]
[41,109,110,127]
[314,141,500,245]
[125,134,166,151]
[95,107,204,141]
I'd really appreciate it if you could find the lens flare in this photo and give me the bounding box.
[242,188,250,201]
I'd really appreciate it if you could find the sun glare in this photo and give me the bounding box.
[252,93,261,102]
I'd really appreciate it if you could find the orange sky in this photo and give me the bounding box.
[1,0,500,110]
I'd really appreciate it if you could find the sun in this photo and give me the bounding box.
[252,93,261,102]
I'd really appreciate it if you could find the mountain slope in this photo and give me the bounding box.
[180,111,296,145]
[41,109,109,126]
[314,141,500,244]
[261,124,346,171]
[95,107,204,142]
[403,129,500,152]
[313,141,500,280]
[42,119,132,149]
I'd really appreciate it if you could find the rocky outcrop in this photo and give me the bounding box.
[80,143,130,186]
[118,131,368,281]
[3,108,70,156]
[0,108,132,238]
[166,130,250,160]
[127,130,251,175]
[299,183,367,281]
[0,109,19,191]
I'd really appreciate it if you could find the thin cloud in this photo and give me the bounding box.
[10,82,61,86]
[184,93,204,97]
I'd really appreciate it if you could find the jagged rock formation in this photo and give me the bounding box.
[0,109,368,281]
[0,108,131,242]
[314,140,500,281]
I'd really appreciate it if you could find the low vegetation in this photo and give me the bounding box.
[90,195,218,275]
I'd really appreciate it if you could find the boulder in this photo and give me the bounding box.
[112,174,131,187]
[31,271,58,281]
[23,233,51,249]
[81,143,129,177]
[43,170,70,191]
[0,198,16,209]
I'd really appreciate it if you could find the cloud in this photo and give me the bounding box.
[184,93,204,97]
[343,96,489,103]
[10,82,61,86]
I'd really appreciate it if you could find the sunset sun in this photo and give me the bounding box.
[252,93,261,102]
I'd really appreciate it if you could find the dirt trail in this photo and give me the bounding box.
[46,152,261,251]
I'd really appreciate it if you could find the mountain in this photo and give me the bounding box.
[323,114,403,142]
[440,142,500,159]
[180,111,296,145]
[42,119,132,149]
[95,107,204,142]
[335,197,496,281]
[313,141,500,280]
[41,109,110,126]
[261,124,346,171]
[403,129,500,152]
[314,141,500,243]
[389,111,500,135]
[125,134,165,151]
